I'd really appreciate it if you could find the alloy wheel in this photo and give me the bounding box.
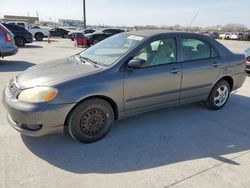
[214,85,229,107]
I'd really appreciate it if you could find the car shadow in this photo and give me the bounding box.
[22,94,250,174]
[37,39,59,42]
[0,60,34,72]
[20,45,43,49]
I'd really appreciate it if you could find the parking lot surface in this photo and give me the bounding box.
[0,39,250,188]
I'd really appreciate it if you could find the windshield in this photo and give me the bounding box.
[79,33,145,67]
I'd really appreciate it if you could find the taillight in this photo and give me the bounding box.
[0,27,12,42]
[5,32,12,42]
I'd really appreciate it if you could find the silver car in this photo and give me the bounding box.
[0,23,18,58]
[3,30,246,143]
[244,48,250,72]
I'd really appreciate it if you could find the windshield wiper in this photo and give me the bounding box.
[79,56,100,67]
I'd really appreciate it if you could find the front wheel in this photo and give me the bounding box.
[206,80,231,110]
[66,98,114,143]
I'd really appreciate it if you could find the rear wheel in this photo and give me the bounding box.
[206,80,230,110]
[67,98,114,143]
[34,33,44,41]
[15,37,25,47]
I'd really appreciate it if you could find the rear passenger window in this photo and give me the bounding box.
[181,38,218,61]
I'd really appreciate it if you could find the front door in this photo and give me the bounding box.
[124,37,182,113]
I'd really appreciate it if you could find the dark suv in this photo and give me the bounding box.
[85,28,125,46]
[3,23,33,47]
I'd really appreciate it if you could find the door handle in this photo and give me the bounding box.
[170,68,181,74]
[213,62,219,67]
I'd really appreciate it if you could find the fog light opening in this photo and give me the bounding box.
[21,124,42,131]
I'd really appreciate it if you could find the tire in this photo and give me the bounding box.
[206,80,231,110]
[15,37,25,47]
[34,33,44,41]
[67,98,114,143]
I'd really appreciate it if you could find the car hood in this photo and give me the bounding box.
[17,57,102,89]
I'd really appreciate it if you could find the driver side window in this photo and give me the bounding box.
[134,38,177,67]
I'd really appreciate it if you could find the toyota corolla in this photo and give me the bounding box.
[2,30,246,143]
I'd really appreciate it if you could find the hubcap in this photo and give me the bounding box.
[214,85,229,107]
[80,109,107,136]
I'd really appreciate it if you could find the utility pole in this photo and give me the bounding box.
[187,14,197,31]
[83,0,86,29]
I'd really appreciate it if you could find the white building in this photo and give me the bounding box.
[58,19,83,27]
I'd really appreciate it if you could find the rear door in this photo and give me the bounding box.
[180,37,223,103]
[124,37,182,113]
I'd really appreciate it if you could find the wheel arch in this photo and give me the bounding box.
[208,75,234,99]
[64,95,119,126]
[219,76,234,91]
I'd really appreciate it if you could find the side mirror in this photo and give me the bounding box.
[127,59,146,69]
[246,56,250,62]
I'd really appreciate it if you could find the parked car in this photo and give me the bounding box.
[3,23,33,47]
[74,33,87,47]
[219,32,232,40]
[68,29,96,41]
[244,48,250,72]
[3,31,246,143]
[6,21,50,41]
[6,21,27,28]
[68,32,83,41]
[207,32,219,39]
[0,23,18,58]
[49,28,69,38]
[247,33,250,41]
[83,29,96,35]
[28,26,50,41]
[229,33,247,40]
[85,28,125,46]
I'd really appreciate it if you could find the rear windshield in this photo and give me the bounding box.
[3,24,27,31]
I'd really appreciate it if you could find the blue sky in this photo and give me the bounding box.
[0,0,249,27]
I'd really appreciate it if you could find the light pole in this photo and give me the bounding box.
[83,0,86,29]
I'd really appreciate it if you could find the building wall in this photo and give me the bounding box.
[4,15,39,24]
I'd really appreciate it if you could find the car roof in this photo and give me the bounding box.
[126,30,206,37]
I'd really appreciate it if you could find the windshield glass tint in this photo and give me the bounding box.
[80,34,144,67]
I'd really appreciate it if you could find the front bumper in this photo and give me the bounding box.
[245,64,250,72]
[2,87,76,137]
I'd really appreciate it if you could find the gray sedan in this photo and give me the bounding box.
[3,30,246,143]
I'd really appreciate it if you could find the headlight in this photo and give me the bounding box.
[18,87,58,103]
